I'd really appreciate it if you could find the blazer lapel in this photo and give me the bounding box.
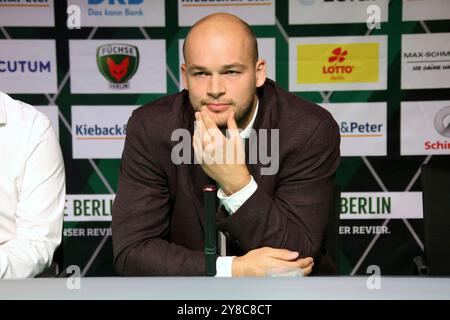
[246,134,261,185]
[247,81,278,187]
[185,104,210,232]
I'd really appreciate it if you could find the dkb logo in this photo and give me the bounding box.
[88,0,143,4]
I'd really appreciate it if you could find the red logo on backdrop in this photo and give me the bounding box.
[328,47,348,63]
[323,47,354,76]
[106,57,130,82]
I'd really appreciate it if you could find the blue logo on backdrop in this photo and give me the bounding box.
[75,124,127,137]
[0,60,51,73]
[87,0,144,17]
[340,122,383,135]
[88,0,143,4]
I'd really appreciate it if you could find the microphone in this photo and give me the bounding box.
[203,184,217,276]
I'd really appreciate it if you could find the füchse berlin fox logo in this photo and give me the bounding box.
[96,43,140,89]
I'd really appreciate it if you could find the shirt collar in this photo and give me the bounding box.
[239,99,259,139]
[0,93,6,125]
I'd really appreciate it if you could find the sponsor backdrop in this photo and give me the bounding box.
[1,0,449,276]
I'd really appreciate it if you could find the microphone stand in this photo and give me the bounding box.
[203,184,217,276]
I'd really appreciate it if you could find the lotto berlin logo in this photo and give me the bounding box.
[96,43,139,89]
[296,42,379,84]
[434,106,450,138]
[323,47,354,75]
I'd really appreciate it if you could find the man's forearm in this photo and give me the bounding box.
[217,177,335,259]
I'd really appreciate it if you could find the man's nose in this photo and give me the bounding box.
[207,74,225,99]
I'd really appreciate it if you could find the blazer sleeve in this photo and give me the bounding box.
[216,117,340,260]
[112,110,205,276]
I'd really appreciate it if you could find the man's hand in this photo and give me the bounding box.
[193,110,250,195]
[232,247,314,277]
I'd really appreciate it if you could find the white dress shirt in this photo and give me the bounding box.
[0,92,65,278]
[215,101,259,277]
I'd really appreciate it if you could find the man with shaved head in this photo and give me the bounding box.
[112,13,340,276]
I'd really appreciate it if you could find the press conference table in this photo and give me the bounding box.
[1,276,450,300]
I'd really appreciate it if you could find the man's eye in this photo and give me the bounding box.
[226,70,239,75]
[193,72,206,76]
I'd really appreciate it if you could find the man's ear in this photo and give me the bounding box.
[255,59,267,88]
[181,63,188,90]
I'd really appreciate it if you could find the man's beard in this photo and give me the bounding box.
[198,99,255,129]
[235,99,256,129]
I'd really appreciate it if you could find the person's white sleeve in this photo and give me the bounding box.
[0,116,65,278]
[215,256,235,277]
[217,176,258,214]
